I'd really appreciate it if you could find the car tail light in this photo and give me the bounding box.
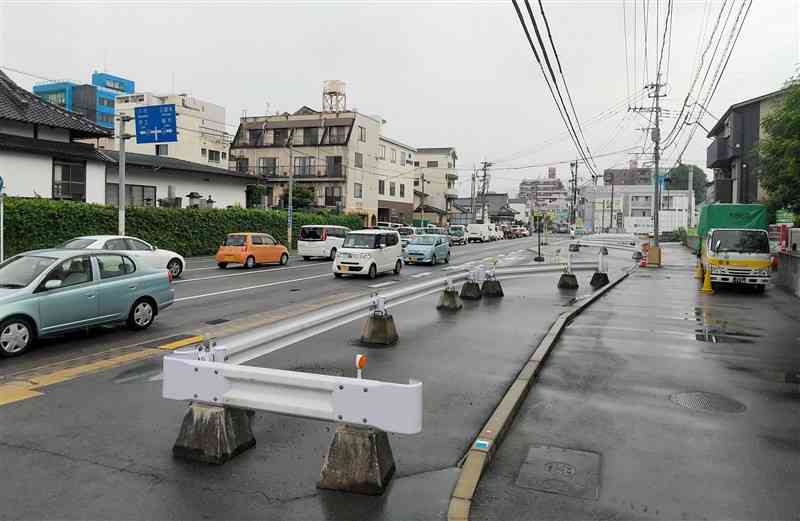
[167,270,173,284]
[322,228,328,241]
[771,255,779,269]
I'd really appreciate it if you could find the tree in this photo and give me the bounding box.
[758,84,800,213]
[292,186,316,209]
[665,164,708,204]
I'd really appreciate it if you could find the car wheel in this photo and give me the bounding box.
[0,317,34,357]
[303,256,311,261]
[128,299,156,331]
[755,284,766,293]
[280,253,289,266]
[245,256,256,269]
[329,248,337,261]
[334,272,343,278]
[167,258,183,278]
[217,262,228,269]
[368,264,377,279]
[394,260,402,274]
[431,254,437,265]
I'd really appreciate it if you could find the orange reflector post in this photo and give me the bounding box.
[356,354,367,369]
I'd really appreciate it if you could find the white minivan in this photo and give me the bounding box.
[333,229,403,279]
[467,223,492,243]
[298,225,351,260]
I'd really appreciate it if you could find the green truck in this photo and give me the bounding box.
[697,203,771,291]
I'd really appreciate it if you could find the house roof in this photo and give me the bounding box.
[414,204,447,215]
[379,135,416,152]
[103,150,254,180]
[0,132,110,162]
[0,70,111,139]
[416,147,458,160]
[707,87,788,137]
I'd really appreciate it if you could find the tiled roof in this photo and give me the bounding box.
[0,70,111,139]
[103,150,254,179]
[0,133,111,162]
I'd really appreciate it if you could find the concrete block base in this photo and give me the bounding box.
[589,272,610,289]
[318,424,396,495]
[172,403,256,465]
[460,281,483,300]
[436,288,463,311]
[359,313,399,346]
[557,273,579,290]
[482,279,504,298]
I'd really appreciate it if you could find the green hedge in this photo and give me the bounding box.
[3,198,363,257]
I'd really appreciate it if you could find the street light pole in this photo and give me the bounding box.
[117,114,133,235]
[287,135,294,246]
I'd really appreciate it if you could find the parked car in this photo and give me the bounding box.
[467,223,492,243]
[404,235,451,265]
[448,225,468,246]
[0,249,174,357]
[62,235,186,278]
[333,229,402,279]
[216,233,289,269]
[297,225,350,261]
[397,226,416,248]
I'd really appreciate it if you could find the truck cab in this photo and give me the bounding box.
[703,228,771,291]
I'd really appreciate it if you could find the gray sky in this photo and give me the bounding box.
[1,0,797,196]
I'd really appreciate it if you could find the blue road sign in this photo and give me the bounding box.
[134,104,178,144]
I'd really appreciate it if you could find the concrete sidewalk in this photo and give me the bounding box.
[471,243,800,520]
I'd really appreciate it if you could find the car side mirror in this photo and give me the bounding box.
[151,245,157,251]
[44,279,62,290]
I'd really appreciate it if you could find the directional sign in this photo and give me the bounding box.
[134,104,178,144]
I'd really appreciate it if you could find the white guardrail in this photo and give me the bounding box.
[162,261,596,434]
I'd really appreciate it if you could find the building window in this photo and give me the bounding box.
[295,156,316,177]
[359,126,366,142]
[328,126,348,144]
[99,97,115,108]
[237,157,249,173]
[427,161,438,168]
[201,148,207,156]
[53,160,86,201]
[390,149,397,163]
[208,150,221,163]
[327,156,342,177]
[389,182,396,196]
[400,184,405,197]
[106,183,157,208]
[43,90,67,107]
[324,186,342,207]
[378,144,386,160]
[354,182,363,199]
[400,151,406,165]
[355,152,363,168]
[379,179,385,195]
[98,113,114,124]
[414,161,420,167]
[273,128,288,146]
[248,129,263,146]
[221,152,227,160]
[448,162,453,168]
[414,179,419,187]
[155,144,168,156]
[304,127,319,145]
[258,157,277,176]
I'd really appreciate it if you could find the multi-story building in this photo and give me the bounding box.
[706,87,787,203]
[580,183,691,233]
[518,167,570,221]
[96,92,230,168]
[376,136,416,223]
[603,160,653,185]
[32,71,135,130]
[413,147,459,220]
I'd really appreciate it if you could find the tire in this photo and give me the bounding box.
[127,299,156,331]
[394,259,402,275]
[217,262,228,269]
[0,317,34,357]
[334,272,343,278]
[245,256,256,269]
[755,284,766,293]
[329,248,337,261]
[431,255,438,265]
[167,258,183,279]
[368,264,377,280]
[303,256,311,261]
[280,253,289,266]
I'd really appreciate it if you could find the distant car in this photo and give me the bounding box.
[333,229,403,279]
[404,235,451,265]
[568,243,580,252]
[62,235,186,279]
[467,223,492,243]
[448,225,468,246]
[0,249,174,357]
[216,233,289,269]
[297,225,350,261]
[397,226,416,248]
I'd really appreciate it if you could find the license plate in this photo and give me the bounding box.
[225,256,238,261]
[340,266,349,272]
[409,257,417,262]
[733,277,745,283]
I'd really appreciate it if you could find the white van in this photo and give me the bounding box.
[333,229,403,279]
[298,225,351,260]
[467,223,492,243]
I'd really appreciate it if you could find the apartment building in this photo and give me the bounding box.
[376,136,416,223]
[95,92,230,168]
[413,148,459,221]
[518,167,570,222]
[580,183,691,233]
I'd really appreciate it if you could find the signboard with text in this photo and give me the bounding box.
[134,104,178,144]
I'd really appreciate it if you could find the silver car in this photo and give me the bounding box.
[0,249,175,357]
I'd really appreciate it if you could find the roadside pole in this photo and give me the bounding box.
[288,139,294,246]
[534,212,544,262]
[610,180,615,233]
[0,176,4,263]
[118,114,133,235]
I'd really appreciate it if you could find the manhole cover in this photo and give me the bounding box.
[670,392,746,413]
[515,445,600,500]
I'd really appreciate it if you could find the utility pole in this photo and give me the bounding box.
[479,160,492,223]
[610,179,615,233]
[287,130,294,245]
[418,172,426,225]
[117,114,133,235]
[469,167,477,224]
[569,161,578,226]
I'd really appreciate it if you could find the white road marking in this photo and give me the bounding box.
[411,272,432,278]
[176,263,322,283]
[368,281,398,288]
[174,273,331,302]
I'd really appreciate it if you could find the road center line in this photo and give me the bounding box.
[174,273,332,302]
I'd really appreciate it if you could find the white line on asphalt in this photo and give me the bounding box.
[185,256,305,272]
[176,263,323,283]
[411,272,432,278]
[174,273,332,303]
[368,281,398,288]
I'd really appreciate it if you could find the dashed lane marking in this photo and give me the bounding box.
[411,272,433,278]
[368,281,398,288]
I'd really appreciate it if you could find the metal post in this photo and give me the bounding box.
[652,75,662,247]
[288,139,294,245]
[534,212,544,262]
[118,114,132,235]
[687,164,693,228]
[610,180,615,233]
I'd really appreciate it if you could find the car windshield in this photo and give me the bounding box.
[397,228,414,236]
[449,228,464,236]
[0,255,56,288]
[411,236,437,246]
[299,227,325,240]
[713,230,769,254]
[62,238,96,249]
[343,234,378,249]
[223,235,247,246]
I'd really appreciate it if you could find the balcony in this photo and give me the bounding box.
[237,165,347,181]
[707,137,736,169]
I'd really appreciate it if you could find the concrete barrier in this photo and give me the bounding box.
[775,252,800,297]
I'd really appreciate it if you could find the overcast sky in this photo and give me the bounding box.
[1,0,797,196]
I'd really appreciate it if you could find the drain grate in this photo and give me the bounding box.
[670,391,746,413]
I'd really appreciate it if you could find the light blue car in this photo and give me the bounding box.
[403,235,451,265]
[0,249,175,357]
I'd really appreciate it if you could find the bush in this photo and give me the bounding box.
[3,198,362,257]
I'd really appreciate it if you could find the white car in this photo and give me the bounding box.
[467,223,492,243]
[62,235,186,278]
[297,225,350,260]
[333,229,403,279]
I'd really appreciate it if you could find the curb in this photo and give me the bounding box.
[446,267,633,521]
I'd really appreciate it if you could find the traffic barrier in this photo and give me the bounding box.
[590,249,610,289]
[694,261,704,280]
[482,265,504,298]
[172,404,255,465]
[558,253,579,290]
[437,279,463,311]
[699,267,714,293]
[359,295,399,346]
[460,266,485,300]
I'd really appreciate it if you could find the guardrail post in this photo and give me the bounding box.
[173,404,256,464]
[481,263,504,298]
[437,277,463,311]
[359,294,399,346]
[590,249,610,289]
[558,253,579,290]
[318,423,396,495]
[460,268,483,300]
